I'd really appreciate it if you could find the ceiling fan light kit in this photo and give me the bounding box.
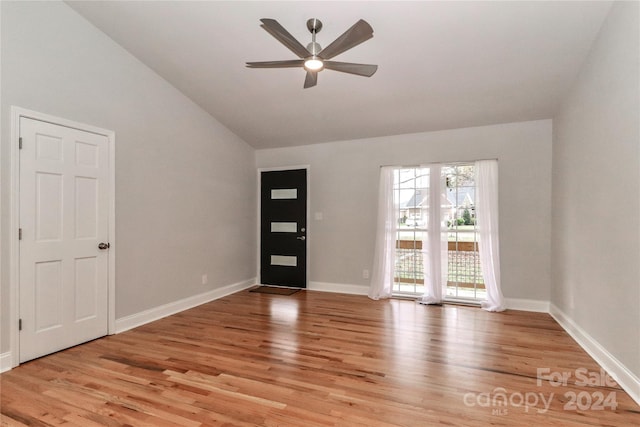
[246,18,378,88]
[304,58,324,72]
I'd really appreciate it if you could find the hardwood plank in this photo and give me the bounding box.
[1,290,638,426]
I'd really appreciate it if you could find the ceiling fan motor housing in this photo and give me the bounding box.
[306,42,322,55]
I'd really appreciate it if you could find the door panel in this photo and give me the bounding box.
[260,169,307,288]
[19,117,109,363]
[34,260,63,331]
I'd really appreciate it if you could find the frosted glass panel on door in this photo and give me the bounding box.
[271,222,297,233]
[271,189,297,199]
[271,255,297,267]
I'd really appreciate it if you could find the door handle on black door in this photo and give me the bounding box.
[296,236,306,241]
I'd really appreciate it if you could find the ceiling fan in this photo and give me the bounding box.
[246,18,378,89]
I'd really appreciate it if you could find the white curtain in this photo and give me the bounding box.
[368,167,397,300]
[419,165,448,305]
[475,160,505,312]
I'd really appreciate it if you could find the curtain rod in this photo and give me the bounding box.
[379,158,498,168]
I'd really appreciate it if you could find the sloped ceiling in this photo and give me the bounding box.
[66,1,612,149]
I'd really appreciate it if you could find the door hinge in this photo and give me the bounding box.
[18,228,22,240]
[19,137,23,150]
[19,319,22,331]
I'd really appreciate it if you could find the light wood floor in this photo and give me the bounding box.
[1,290,638,426]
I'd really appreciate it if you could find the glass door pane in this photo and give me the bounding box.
[443,165,486,302]
[393,167,429,295]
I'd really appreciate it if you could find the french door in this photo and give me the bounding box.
[392,165,486,302]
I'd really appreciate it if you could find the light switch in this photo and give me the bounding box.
[314,212,323,221]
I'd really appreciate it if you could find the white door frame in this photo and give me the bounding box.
[257,165,310,288]
[9,107,116,369]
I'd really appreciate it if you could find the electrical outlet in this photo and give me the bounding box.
[363,269,369,279]
[202,274,208,285]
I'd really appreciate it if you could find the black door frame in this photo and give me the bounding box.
[257,166,310,288]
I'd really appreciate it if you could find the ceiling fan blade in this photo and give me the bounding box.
[324,61,378,77]
[318,19,374,60]
[246,60,305,68]
[304,71,318,89]
[260,18,311,59]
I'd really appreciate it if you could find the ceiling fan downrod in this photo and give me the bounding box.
[306,18,322,55]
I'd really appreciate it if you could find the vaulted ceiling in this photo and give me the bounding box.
[67,1,612,149]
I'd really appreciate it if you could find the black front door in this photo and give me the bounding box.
[260,169,307,288]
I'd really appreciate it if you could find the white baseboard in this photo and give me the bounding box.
[550,303,640,407]
[306,284,553,314]
[505,297,550,312]
[308,281,369,296]
[0,352,13,373]
[115,278,256,333]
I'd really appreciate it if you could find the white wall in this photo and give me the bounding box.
[256,120,552,304]
[0,1,256,354]
[551,0,640,383]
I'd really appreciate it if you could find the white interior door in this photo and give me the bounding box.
[19,117,110,363]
